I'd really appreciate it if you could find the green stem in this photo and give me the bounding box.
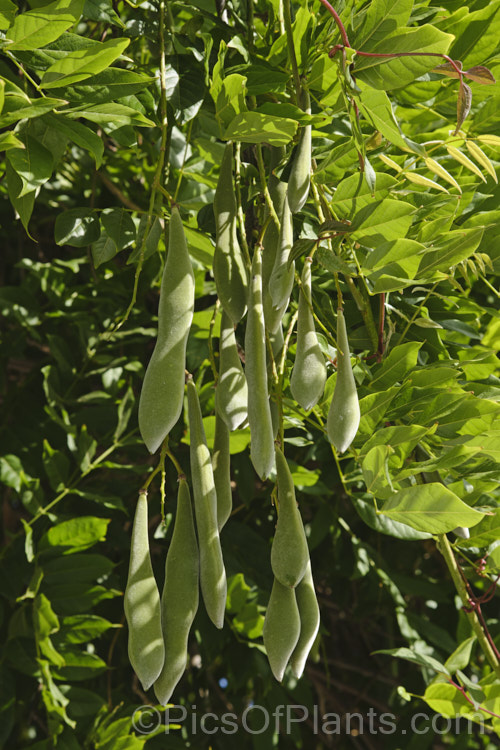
[437,534,500,678]
[256,144,281,231]
[396,282,439,346]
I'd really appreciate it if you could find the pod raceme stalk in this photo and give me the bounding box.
[154,479,199,705]
[326,308,360,453]
[138,207,194,454]
[187,378,227,629]
[124,491,164,691]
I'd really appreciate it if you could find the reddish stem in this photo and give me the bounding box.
[318,0,350,47]
[449,680,500,720]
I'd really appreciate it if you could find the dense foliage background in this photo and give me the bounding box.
[1,0,500,748]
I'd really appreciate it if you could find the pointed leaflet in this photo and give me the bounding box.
[446,145,487,182]
[5,0,84,50]
[464,65,496,85]
[380,484,485,534]
[41,37,130,89]
[465,141,497,183]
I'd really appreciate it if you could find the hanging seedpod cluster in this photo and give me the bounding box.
[125,127,361,702]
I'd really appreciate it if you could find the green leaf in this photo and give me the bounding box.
[350,199,415,244]
[5,160,35,234]
[0,132,24,151]
[370,342,421,389]
[0,0,16,30]
[0,97,66,129]
[358,387,399,435]
[354,26,454,90]
[330,172,398,216]
[5,0,84,50]
[6,136,54,197]
[43,113,103,167]
[91,233,117,267]
[55,209,100,246]
[64,102,154,128]
[353,0,413,49]
[357,84,414,153]
[33,594,60,640]
[40,517,110,553]
[101,208,136,249]
[61,615,116,644]
[380,484,485,534]
[0,454,24,492]
[224,112,298,146]
[422,683,478,718]
[446,0,500,68]
[375,647,451,676]
[83,0,124,27]
[48,68,154,104]
[417,228,484,278]
[457,508,500,548]
[41,37,130,88]
[363,238,425,292]
[43,552,113,583]
[114,387,135,440]
[444,637,476,674]
[212,73,248,130]
[315,245,354,277]
[42,440,70,491]
[352,496,432,540]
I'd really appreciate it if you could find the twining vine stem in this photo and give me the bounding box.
[437,534,500,678]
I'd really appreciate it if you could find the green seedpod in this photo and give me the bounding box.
[213,142,249,324]
[287,89,311,214]
[326,308,360,453]
[245,247,276,480]
[154,479,199,706]
[138,207,194,454]
[124,492,164,691]
[262,148,289,333]
[271,447,309,588]
[290,259,326,411]
[263,577,301,682]
[187,379,227,629]
[290,560,320,679]
[268,194,294,311]
[215,309,248,431]
[212,411,232,531]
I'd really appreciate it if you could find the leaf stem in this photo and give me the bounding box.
[318,0,350,47]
